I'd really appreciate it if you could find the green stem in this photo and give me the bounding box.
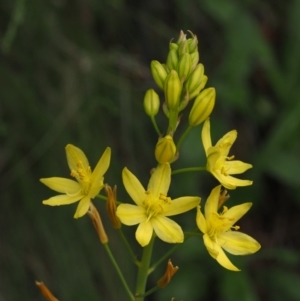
[176,125,193,151]
[103,243,135,301]
[167,110,179,134]
[172,166,206,175]
[140,285,160,298]
[135,235,155,301]
[150,116,162,136]
[118,229,140,266]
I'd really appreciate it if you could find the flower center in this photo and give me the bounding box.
[70,161,92,193]
[207,206,237,240]
[143,190,171,220]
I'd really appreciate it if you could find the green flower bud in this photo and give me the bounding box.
[185,64,204,95]
[189,87,216,126]
[187,34,198,53]
[164,70,182,110]
[178,40,188,57]
[189,74,208,100]
[177,30,186,45]
[144,89,160,116]
[151,60,168,90]
[166,49,178,71]
[177,53,191,82]
[155,135,177,164]
[190,52,199,70]
[169,42,178,51]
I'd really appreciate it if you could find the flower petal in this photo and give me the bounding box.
[91,147,111,193]
[201,118,212,155]
[204,185,221,220]
[74,196,91,218]
[223,202,252,227]
[42,194,83,206]
[147,163,171,197]
[40,177,81,194]
[136,220,153,247]
[196,205,207,234]
[203,234,240,271]
[215,130,237,157]
[151,216,184,244]
[116,204,146,225]
[212,172,253,190]
[225,160,253,175]
[218,231,261,255]
[164,196,200,216]
[65,144,89,173]
[122,168,146,206]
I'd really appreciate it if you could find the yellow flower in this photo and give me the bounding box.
[196,185,260,271]
[116,164,200,247]
[40,144,111,219]
[202,118,253,189]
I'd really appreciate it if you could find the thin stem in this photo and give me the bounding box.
[139,285,160,298]
[172,166,206,175]
[135,235,155,301]
[176,125,193,151]
[103,243,135,301]
[118,229,140,266]
[150,116,162,136]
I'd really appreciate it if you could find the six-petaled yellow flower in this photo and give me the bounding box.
[40,144,111,219]
[196,185,260,271]
[116,164,200,247]
[201,118,253,189]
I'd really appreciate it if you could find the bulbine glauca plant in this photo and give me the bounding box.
[37,30,260,301]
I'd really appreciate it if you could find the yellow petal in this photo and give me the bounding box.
[74,195,91,218]
[203,234,240,271]
[215,130,237,157]
[212,172,253,190]
[40,177,81,194]
[65,144,89,173]
[204,185,221,220]
[122,167,146,206]
[225,160,253,175]
[89,181,104,199]
[201,118,212,155]
[218,231,261,255]
[116,204,146,225]
[91,147,111,190]
[164,196,200,216]
[147,163,171,197]
[43,194,83,206]
[223,202,252,228]
[196,205,207,234]
[136,220,153,247]
[151,216,184,243]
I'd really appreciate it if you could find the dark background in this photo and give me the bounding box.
[1,0,300,300]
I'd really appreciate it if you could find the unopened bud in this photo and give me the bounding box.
[189,74,208,100]
[187,31,198,53]
[155,135,176,164]
[178,40,188,57]
[185,64,204,96]
[105,185,121,229]
[87,202,108,244]
[177,53,191,82]
[190,52,199,70]
[164,70,182,110]
[177,30,186,45]
[35,281,59,301]
[151,60,168,90]
[144,89,160,116]
[166,49,178,71]
[169,42,178,51]
[157,259,179,288]
[189,87,215,126]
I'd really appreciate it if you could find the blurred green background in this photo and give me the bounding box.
[1,0,300,300]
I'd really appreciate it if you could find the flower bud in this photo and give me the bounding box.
[189,74,208,100]
[185,64,204,96]
[178,39,188,57]
[169,42,178,51]
[190,51,199,70]
[164,70,182,110]
[187,34,198,53]
[155,135,176,164]
[177,30,186,45]
[144,89,160,116]
[189,87,215,126]
[166,49,178,71]
[151,60,168,90]
[177,53,191,82]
